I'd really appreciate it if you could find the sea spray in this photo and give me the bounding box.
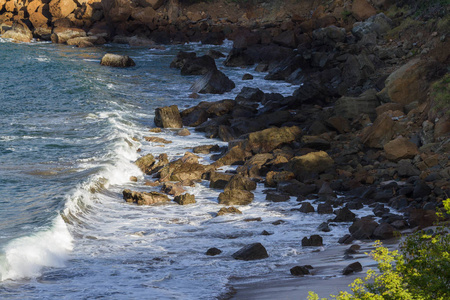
[0,217,73,281]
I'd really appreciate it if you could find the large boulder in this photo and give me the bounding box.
[102,0,133,23]
[135,153,156,174]
[100,53,135,67]
[384,137,419,161]
[181,55,217,75]
[351,0,376,21]
[236,153,273,178]
[288,151,334,176]
[195,70,235,94]
[334,89,380,121]
[154,105,183,128]
[2,22,33,43]
[158,158,206,182]
[170,51,197,69]
[352,13,393,39]
[381,59,445,105]
[361,112,396,148]
[349,217,379,239]
[333,207,356,222]
[123,189,170,205]
[209,172,233,189]
[232,243,269,260]
[49,0,77,19]
[244,126,302,154]
[302,235,323,246]
[174,193,196,205]
[224,174,257,191]
[343,262,363,275]
[218,189,254,205]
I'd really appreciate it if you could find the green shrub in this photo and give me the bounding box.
[308,199,450,300]
[432,74,450,116]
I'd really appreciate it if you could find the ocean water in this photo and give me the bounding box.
[0,39,374,299]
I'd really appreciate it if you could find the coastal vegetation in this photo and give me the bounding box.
[308,199,450,300]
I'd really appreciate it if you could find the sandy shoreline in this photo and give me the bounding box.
[228,239,400,300]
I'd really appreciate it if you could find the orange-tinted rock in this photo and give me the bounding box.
[384,137,419,161]
[362,112,396,148]
[351,0,376,21]
[49,0,77,19]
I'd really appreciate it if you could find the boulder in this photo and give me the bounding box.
[2,22,33,43]
[235,87,264,104]
[224,174,257,191]
[302,235,323,247]
[206,247,222,256]
[232,243,269,261]
[154,105,183,128]
[170,51,197,69]
[144,136,172,144]
[100,53,135,67]
[265,171,295,187]
[343,262,363,275]
[317,222,331,232]
[381,59,445,105]
[196,70,235,94]
[218,189,254,206]
[123,189,170,205]
[193,144,221,154]
[135,153,156,175]
[161,182,186,196]
[214,145,251,166]
[317,203,333,214]
[349,217,379,239]
[181,55,217,75]
[290,266,311,276]
[244,126,302,154]
[372,222,396,240]
[361,112,396,148]
[217,206,242,216]
[298,202,315,213]
[265,191,290,202]
[384,137,419,161]
[288,151,334,176]
[174,193,196,205]
[236,153,273,178]
[209,172,233,189]
[49,0,77,19]
[351,0,376,21]
[333,207,356,222]
[334,89,380,121]
[102,0,133,23]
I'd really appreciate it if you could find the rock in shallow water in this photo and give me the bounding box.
[232,243,269,260]
[100,53,136,67]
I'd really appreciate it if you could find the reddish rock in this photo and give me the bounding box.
[384,137,419,161]
[49,0,77,19]
[362,112,396,148]
[351,0,376,21]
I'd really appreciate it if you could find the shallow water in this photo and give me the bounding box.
[0,39,373,299]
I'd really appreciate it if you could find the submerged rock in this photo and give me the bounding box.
[100,53,136,67]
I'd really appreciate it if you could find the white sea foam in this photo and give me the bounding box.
[0,216,73,281]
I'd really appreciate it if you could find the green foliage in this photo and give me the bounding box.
[432,74,450,116]
[308,199,450,300]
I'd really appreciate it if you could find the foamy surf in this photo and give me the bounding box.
[0,216,73,281]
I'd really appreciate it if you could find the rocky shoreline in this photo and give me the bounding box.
[2,0,449,296]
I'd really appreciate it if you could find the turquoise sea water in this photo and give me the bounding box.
[0,39,372,299]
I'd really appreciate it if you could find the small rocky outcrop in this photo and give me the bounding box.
[174,193,196,205]
[195,70,236,94]
[342,262,363,275]
[218,190,254,206]
[224,174,257,191]
[333,207,357,222]
[232,243,269,260]
[383,137,419,161]
[154,105,183,128]
[301,235,323,247]
[217,206,242,216]
[100,53,135,67]
[290,265,312,276]
[206,247,222,256]
[349,217,379,240]
[123,189,170,205]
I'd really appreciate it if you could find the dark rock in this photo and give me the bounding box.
[272,220,285,225]
[206,49,225,59]
[266,191,290,202]
[302,235,323,247]
[235,87,264,104]
[100,53,135,67]
[333,207,356,222]
[317,203,334,214]
[346,201,364,210]
[218,190,254,205]
[154,105,183,128]
[413,181,432,199]
[174,193,196,205]
[317,222,331,232]
[232,243,269,260]
[407,208,438,229]
[349,217,379,240]
[373,222,396,240]
[193,144,221,154]
[181,55,217,75]
[290,265,311,276]
[299,202,315,213]
[243,126,302,154]
[242,73,253,80]
[343,262,362,275]
[338,234,355,244]
[135,154,156,175]
[170,51,196,69]
[206,247,222,256]
[345,244,361,255]
[261,230,273,236]
[197,70,236,94]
